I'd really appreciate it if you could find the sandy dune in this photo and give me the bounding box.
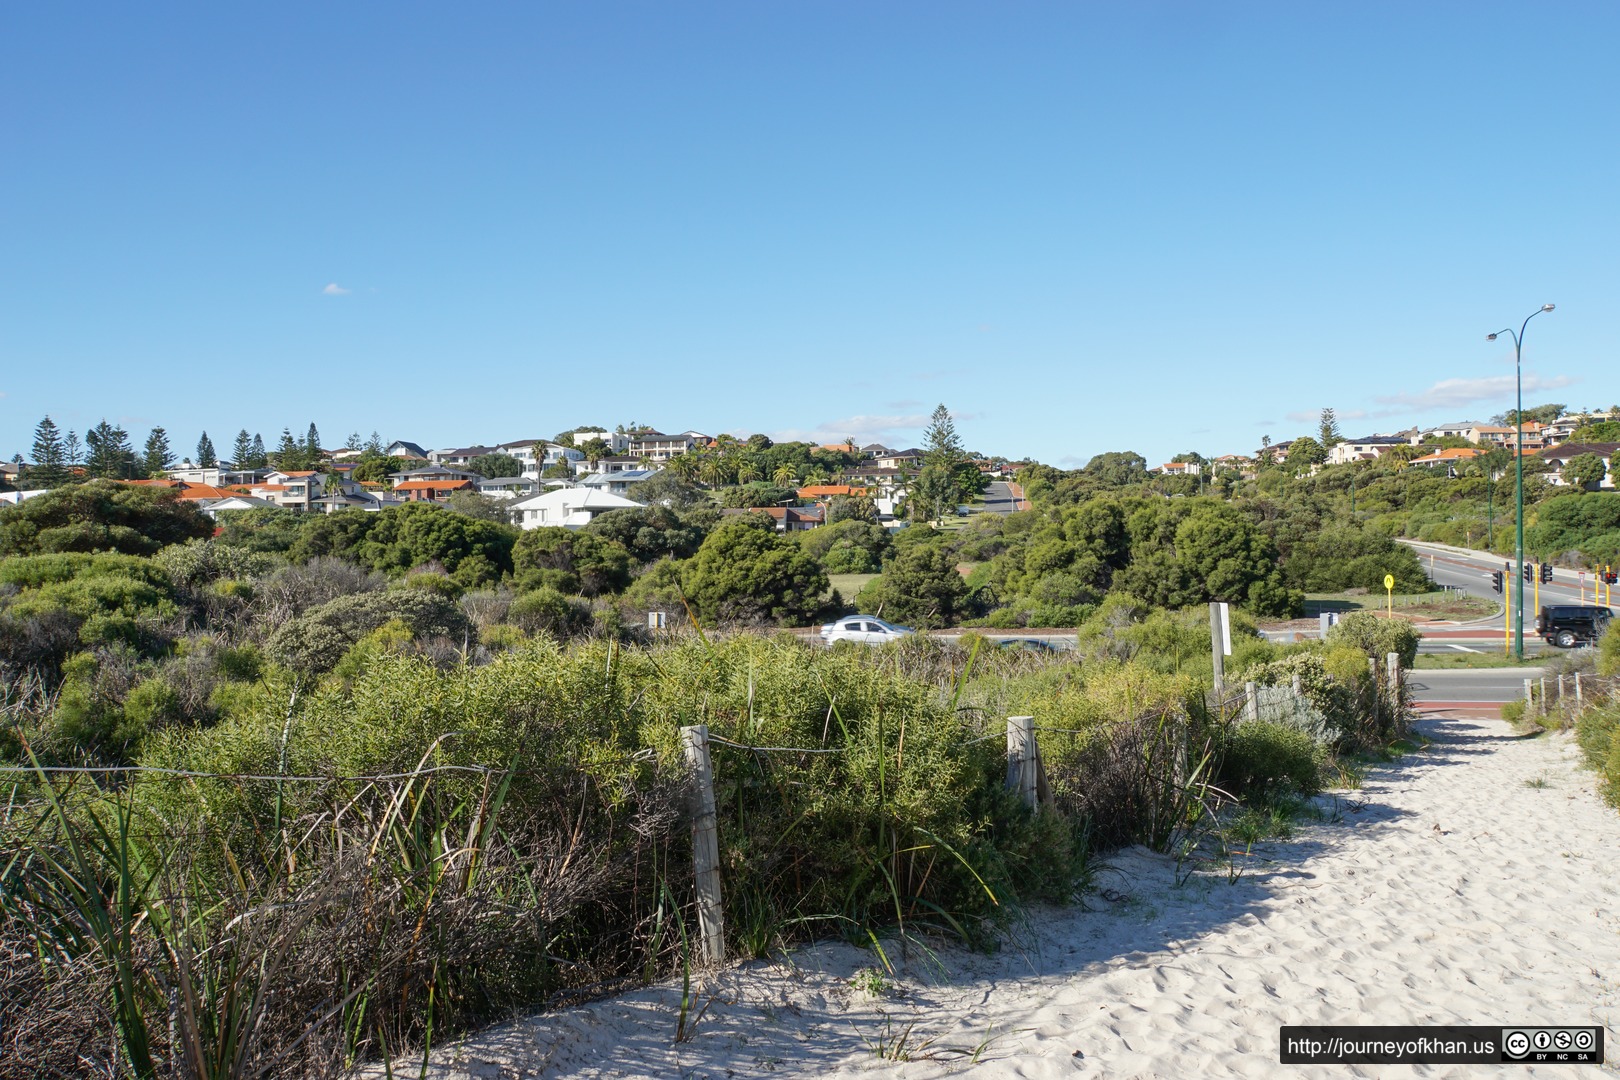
[371,712,1620,1078]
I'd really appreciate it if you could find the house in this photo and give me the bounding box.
[476,476,539,499]
[1537,443,1620,488]
[310,490,404,514]
[389,465,480,485]
[797,484,869,501]
[627,431,694,462]
[508,487,644,529]
[509,442,584,480]
[576,455,645,476]
[430,445,497,468]
[873,449,922,470]
[570,430,630,453]
[197,495,275,518]
[1156,462,1199,477]
[394,479,475,502]
[721,505,826,532]
[121,478,251,505]
[1476,423,1550,452]
[819,441,859,455]
[1326,436,1409,465]
[1412,422,1485,445]
[0,489,49,506]
[859,443,890,459]
[579,469,661,497]
[164,466,227,486]
[386,441,430,459]
[1409,447,1484,471]
[1543,410,1620,444]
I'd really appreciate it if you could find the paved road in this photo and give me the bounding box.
[1403,538,1615,616]
[980,481,1027,514]
[1406,666,1544,709]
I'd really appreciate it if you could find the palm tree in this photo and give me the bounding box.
[669,451,701,482]
[736,460,761,484]
[700,454,726,488]
[804,467,830,486]
[772,463,798,487]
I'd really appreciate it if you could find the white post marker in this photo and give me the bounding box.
[1209,602,1228,697]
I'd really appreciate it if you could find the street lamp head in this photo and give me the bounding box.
[1541,303,1555,312]
[1486,333,1498,341]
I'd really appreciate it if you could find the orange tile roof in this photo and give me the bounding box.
[252,484,291,492]
[280,470,319,477]
[797,484,867,498]
[1414,447,1482,461]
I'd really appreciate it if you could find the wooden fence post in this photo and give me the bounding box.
[1291,673,1303,699]
[1244,681,1259,723]
[1540,677,1547,718]
[1006,715,1040,810]
[1386,652,1401,698]
[680,724,726,964]
[1524,679,1534,712]
[1575,673,1584,707]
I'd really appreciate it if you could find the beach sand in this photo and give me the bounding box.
[367,711,1620,1078]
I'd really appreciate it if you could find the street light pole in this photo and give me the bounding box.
[1487,303,1555,659]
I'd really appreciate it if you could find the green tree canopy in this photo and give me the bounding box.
[512,527,633,596]
[680,516,828,626]
[0,479,213,557]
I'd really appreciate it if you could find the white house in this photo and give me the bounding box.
[508,487,644,530]
[570,430,630,454]
[1327,436,1408,465]
[578,469,661,497]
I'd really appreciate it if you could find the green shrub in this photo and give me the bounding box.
[1218,720,1322,801]
[1326,610,1420,668]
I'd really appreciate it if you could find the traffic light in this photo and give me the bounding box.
[1540,563,1553,584]
[1605,569,1618,585]
[1522,563,1533,583]
[1491,570,1504,594]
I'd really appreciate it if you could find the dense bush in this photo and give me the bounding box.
[0,479,213,556]
[1216,720,1323,801]
[680,516,827,626]
[1326,610,1421,668]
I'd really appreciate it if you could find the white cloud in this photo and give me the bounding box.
[1374,374,1576,412]
[322,282,351,296]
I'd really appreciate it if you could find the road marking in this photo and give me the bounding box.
[1446,644,1481,653]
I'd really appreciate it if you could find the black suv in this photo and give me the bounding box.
[1536,605,1615,648]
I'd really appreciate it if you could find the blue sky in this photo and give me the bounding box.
[3,2,1617,468]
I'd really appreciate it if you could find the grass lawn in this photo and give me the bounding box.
[1303,590,1496,621]
[1412,652,1549,670]
[827,573,879,603]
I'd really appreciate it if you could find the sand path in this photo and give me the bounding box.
[375,712,1620,1078]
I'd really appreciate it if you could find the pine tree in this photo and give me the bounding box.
[365,431,384,455]
[144,428,176,476]
[30,416,66,487]
[85,420,137,479]
[306,423,321,456]
[250,433,267,469]
[916,403,979,520]
[194,430,216,469]
[1318,408,1342,449]
[274,428,301,470]
[63,430,83,469]
[345,431,362,451]
[231,429,253,469]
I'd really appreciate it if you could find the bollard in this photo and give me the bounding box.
[1209,603,1226,697]
[680,724,726,963]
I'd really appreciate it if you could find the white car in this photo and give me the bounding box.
[819,615,915,645]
